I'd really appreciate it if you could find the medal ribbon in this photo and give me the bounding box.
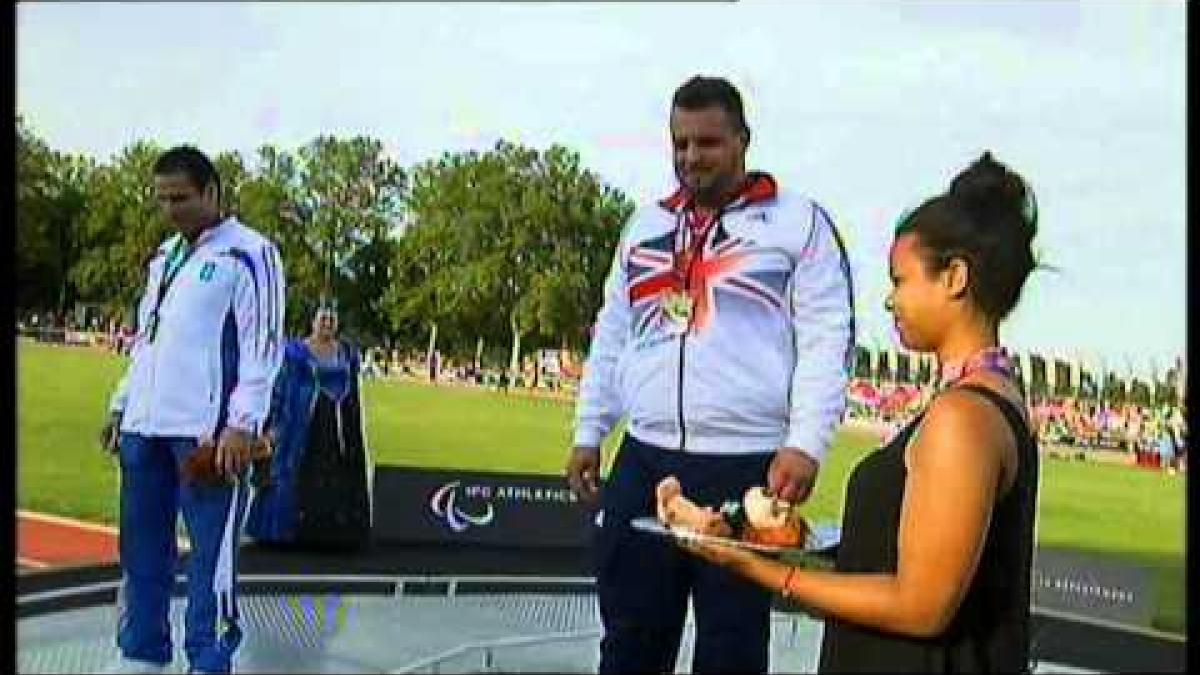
[664,206,722,329]
[146,237,198,342]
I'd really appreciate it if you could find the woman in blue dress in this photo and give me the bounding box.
[246,304,373,548]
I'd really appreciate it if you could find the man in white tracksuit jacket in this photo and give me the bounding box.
[565,76,855,674]
[100,146,285,674]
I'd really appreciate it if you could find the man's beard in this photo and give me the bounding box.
[686,173,739,207]
[178,213,220,240]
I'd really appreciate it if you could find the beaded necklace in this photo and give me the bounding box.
[937,346,1016,390]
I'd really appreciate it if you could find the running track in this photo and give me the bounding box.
[17,511,191,572]
[17,511,120,571]
[17,506,196,569]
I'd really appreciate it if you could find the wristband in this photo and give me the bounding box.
[780,565,798,599]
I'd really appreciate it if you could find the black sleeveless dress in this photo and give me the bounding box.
[292,385,371,548]
[818,384,1039,673]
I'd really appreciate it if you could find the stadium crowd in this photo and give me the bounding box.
[356,346,1188,474]
[844,377,1186,473]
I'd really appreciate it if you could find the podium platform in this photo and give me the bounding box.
[17,542,1178,673]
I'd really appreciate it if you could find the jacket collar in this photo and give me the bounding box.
[164,215,233,252]
[658,171,778,215]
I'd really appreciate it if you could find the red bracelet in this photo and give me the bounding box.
[780,566,797,599]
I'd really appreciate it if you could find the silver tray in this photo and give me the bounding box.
[630,516,841,559]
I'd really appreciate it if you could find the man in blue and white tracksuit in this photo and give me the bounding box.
[565,77,854,673]
[101,146,285,674]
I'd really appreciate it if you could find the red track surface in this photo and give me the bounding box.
[16,511,119,571]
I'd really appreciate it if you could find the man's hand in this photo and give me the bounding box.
[565,446,602,506]
[99,412,121,455]
[215,427,254,480]
[252,431,274,460]
[766,447,820,504]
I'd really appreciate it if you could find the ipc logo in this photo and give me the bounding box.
[429,481,496,532]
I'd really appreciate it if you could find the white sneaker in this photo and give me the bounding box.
[100,656,169,673]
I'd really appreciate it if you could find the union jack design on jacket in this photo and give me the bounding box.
[574,172,855,461]
[628,214,787,338]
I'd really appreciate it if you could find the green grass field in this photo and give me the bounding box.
[16,341,1186,634]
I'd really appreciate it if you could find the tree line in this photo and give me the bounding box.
[16,115,634,368]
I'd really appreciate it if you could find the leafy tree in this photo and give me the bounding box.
[277,136,407,343]
[70,141,166,322]
[214,150,248,215]
[394,140,632,372]
[17,116,97,320]
[17,115,60,314]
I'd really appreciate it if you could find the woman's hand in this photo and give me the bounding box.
[676,531,758,569]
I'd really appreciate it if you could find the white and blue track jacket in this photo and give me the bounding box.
[572,173,854,463]
[109,216,286,439]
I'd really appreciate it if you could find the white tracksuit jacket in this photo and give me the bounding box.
[109,216,286,438]
[572,173,854,463]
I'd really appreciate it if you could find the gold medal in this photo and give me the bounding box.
[662,291,694,325]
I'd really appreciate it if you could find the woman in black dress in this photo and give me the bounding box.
[245,304,373,549]
[670,152,1040,673]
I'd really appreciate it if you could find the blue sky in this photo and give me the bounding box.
[16,1,1185,379]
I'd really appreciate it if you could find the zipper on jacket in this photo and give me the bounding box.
[676,208,722,452]
[677,329,688,451]
[676,216,691,451]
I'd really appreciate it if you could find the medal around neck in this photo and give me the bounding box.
[661,291,693,335]
[662,291,693,322]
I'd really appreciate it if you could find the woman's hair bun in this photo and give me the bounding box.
[948,151,1031,227]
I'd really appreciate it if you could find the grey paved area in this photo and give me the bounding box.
[18,592,1094,673]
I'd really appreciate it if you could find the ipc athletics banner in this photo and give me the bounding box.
[372,466,593,548]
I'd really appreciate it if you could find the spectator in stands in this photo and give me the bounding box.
[428,350,441,383]
[1157,426,1176,471]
